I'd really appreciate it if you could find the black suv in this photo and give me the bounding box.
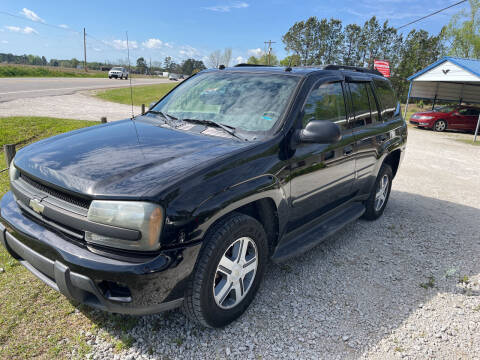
[0,65,406,328]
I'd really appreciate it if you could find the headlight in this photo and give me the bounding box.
[86,201,164,251]
[417,116,433,120]
[9,160,18,183]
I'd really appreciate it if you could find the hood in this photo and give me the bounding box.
[14,117,249,198]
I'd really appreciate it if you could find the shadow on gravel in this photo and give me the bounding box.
[78,190,480,359]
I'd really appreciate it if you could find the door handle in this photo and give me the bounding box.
[343,145,353,156]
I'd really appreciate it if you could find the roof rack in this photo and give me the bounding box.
[323,64,383,76]
[234,63,273,67]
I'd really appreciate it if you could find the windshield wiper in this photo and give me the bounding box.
[148,110,178,127]
[180,118,247,141]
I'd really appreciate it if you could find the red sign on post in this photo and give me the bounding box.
[374,60,390,77]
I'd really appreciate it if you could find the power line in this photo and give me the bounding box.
[396,0,467,30]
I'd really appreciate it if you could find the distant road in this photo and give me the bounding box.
[0,77,172,102]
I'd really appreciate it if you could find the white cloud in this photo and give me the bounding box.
[59,24,69,29]
[1,40,8,44]
[235,56,246,64]
[205,2,249,12]
[21,8,44,23]
[248,48,263,57]
[142,38,164,49]
[179,45,201,58]
[5,25,38,34]
[110,39,138,50]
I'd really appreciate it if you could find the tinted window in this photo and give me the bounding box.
[152,72,300,132]
[373,79,397,120]
[470,109,480,116]
[302,82,347,129]
[366,83,379,123]
[348,82,372,127]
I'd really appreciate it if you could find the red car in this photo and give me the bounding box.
[410,106,480,132]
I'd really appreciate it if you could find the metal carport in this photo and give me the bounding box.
[404,56,480,141]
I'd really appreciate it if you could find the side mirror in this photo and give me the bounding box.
[297,120,342,144]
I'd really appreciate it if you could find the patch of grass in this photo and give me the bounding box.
[95,83,178,106]
[473,304,480,312]
[419,276,435,289]
[173,337,184,346]
[394,346,405,352]
[458,275,470,284]
[0,65,107,78]
[0,117,101,359]
[114,335,135,352]
[455,139,480,146]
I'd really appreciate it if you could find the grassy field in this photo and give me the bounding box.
[0,117,141,359]
[0,65,108,78]
[95,83,178,106]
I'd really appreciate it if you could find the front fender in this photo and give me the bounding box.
[190,174,288,243]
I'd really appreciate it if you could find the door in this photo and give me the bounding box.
[467,108,480,131]
[289,80,356,226]
[347,81,390,192]
[456,108,480,131]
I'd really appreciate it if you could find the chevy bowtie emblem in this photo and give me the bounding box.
[442,69,450,75]
[29,198,44,214]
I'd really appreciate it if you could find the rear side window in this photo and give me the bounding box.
[373,79,397,121]
[348,82,373,127]
[302,82,347,129]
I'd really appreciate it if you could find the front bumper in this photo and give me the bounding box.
[0,191,200,315]
[409,119,432,127]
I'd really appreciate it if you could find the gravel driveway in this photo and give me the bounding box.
[81,128,479,360]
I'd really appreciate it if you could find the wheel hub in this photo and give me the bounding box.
[213,237,258,309]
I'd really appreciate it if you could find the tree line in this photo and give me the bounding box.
[248,0,480,101]
[0,52,206,76]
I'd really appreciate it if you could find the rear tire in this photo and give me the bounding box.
[120,74,123,80]
[362,164,393,220]
[434,119,447,132]
[182,213,268,328]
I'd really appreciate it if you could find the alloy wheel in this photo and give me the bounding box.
[213,237,258,309]
[435,120,446,131]
[375,174,389,211]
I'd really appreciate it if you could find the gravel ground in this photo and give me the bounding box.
[79,128,479,360]
[0,92,140,121]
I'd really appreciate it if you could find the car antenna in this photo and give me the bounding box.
[126,31,134,119]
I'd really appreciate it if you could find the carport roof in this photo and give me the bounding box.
[407,56,480,81]
[406,56,480,104]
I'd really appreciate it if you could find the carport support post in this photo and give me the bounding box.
[403,82,412,120]
[474,114,480,143]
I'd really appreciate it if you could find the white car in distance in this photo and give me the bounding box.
[108,67,129,79]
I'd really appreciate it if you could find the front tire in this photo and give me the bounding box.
[120,74,123,80]
[362,164,393,220]
[182,213,268,328]
[434,119,447,132]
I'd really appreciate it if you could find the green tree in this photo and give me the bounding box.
[181,58,206,75]
[282,16,321,65]
[442,0,480,58]
[136,57,147,74]
[280,54,301,67]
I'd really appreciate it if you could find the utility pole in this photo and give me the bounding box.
[150,57,152,76]
[83,28,87,72]
[264,40,276,65]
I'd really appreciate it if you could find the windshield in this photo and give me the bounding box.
[112,67,123,71]
[151,71,300,132]
[435,106,455,113]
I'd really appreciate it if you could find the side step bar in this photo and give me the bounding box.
[271,202,365,263]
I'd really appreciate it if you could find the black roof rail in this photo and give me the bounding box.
[323,64,383,76]
[234,63,273,67]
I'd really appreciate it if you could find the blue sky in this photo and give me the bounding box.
[0,0,468,66]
